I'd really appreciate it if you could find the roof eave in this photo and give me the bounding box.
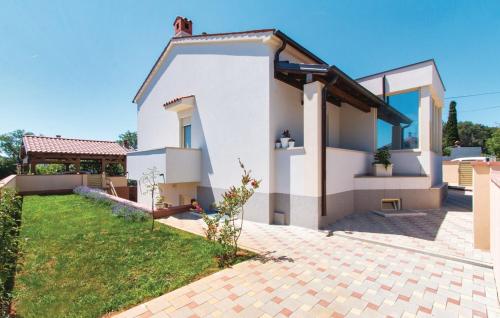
[132,29,328,104]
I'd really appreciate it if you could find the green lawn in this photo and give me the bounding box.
[14,194,230,318]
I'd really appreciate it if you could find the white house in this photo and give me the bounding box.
[127,17,446,229]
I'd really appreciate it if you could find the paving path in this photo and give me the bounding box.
[114,190,499,318]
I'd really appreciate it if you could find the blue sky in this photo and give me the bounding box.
[1,0,499,140]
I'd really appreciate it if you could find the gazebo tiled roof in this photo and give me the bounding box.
[22,135,128,156]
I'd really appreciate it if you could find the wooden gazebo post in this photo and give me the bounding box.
[75,158,81,174]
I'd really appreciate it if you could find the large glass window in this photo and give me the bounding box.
[183,124,191,148]
[377,90,419,150]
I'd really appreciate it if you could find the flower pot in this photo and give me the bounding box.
[373,164,393,177]
[275,142,281,149]
[288,141,295,148]
[280,137,290,148]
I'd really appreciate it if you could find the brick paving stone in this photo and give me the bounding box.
[114,190,498,317]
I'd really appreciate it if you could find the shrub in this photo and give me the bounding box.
[201,159,260,267]
[0,188,23,317]
[74,186,149,223]
[373,147,391,168]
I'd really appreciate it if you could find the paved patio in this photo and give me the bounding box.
[329,190,492,265]
[113,190,499,318]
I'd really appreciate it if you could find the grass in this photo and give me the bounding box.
[14,194,244,318]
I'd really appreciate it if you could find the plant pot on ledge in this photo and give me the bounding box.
[373,163,393,177]
[280,129,291,148]
[372,147,393,177]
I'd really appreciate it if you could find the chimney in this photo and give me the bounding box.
[56,135,61,138]
[173,16,192,37]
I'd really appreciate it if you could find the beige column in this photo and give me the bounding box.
[303,81,323,197]
[473,164,491,250]
[391,125,402,150]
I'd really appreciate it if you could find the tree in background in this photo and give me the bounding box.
[486,127,500,157]
[117,131,137,150]
[443,101,460,148]
[0,130,33,179]
[457,121,494,153]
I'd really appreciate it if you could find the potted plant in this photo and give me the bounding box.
[288,138,295,148]
[372,147,393,177]
[155,195,166,209]
[280,130,291,148]
[275,139,281,149]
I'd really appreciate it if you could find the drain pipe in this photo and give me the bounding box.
[274,39,287,77]
[321,75,339,217]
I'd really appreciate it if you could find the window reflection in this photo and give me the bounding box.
[377,90,419,150]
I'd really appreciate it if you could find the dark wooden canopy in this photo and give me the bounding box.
[274,61,412,126]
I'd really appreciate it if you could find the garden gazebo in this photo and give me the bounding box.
[19,135,128,175]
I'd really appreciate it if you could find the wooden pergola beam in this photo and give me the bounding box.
[329,86,372,113]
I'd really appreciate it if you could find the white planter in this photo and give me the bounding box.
[373,164,393,177]
[280,137,290,148]
[288,141,295,148]
[275,142,281,149]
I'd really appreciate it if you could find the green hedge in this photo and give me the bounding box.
[0,188,22,318]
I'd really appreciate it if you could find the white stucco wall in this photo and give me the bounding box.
[136,39,273,194]
[338,104,377,152]
[127,148,167,181]
[327,104,340,148]
[164,147,201,184]
[390,151,429,176]
[357,60,444,106]
[326,147,370,194]
[274,148,306,195]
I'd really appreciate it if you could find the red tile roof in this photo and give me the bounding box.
[22,135,128,156]
[163,95,195,107]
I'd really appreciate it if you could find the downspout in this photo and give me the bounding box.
[321,75,339,217]
[274,37,287,77]
[382,75,387,102]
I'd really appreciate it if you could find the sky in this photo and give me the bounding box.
[1,0,500,140]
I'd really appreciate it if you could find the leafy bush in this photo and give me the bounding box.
[373,147,391,168]
[74,186,149,222]
[201,159,260,266]
[0,188,23,317]
[486,127,500,157]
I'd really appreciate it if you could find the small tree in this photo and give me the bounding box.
[202,159,260,266]
[140,167,162,230]
[117,131,137,150]
[443,101,460,148]
[486,128,500,158]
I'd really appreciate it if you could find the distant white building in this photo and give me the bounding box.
[449,147,482,160]
[127,17,446,229]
